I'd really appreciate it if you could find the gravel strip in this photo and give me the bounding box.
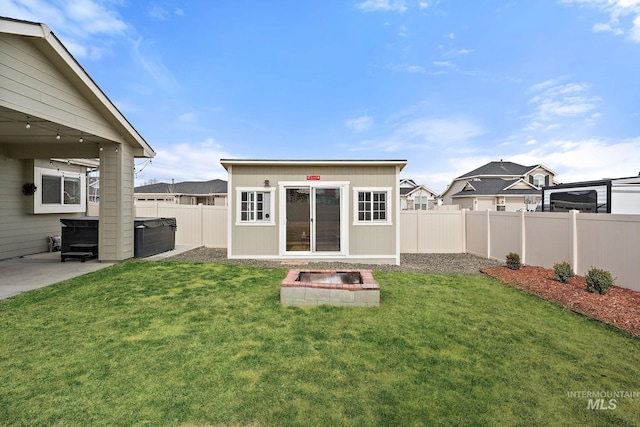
[165,247,505,275]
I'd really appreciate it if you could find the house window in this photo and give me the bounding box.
[532,174,545,188]
[353,188,392,224]
[236,188,275,225]
[415,196,428,210]
[42,174,81,205]
[34,167,86,214]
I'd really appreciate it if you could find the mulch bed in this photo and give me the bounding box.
[481,266,640,338]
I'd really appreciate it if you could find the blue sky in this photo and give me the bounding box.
[2,0,640,193]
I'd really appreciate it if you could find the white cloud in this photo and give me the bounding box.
[131,38,181,92]
[525,80,600,129]
[0,0,127,58]
[563,0,640,42]
[346,116,375,132]
[631,14,640,40]
[397,117,486,144]
[148,5,170,20]
[345,115,486,156]
[509,137,640,183]
[135,138,234,185]
[356,0,407,12]
[386,63,426,73]
[433,61,454,67]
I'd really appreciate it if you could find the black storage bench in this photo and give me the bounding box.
[60,217,98,262]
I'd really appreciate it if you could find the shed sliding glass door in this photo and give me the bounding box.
[285,187,341,253]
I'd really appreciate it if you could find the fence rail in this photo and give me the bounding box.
[90,203,640,292]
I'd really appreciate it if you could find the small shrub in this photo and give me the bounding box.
[553,261,574,284]
[506,252,521,270]
[585,267,614,295]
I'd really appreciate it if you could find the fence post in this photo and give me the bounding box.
[199,204,204,246]
[570,210,578,273]
[461,208,467,254]
[486,209,491,259]
[520,209,526,265]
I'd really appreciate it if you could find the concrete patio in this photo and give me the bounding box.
[0,245,200,301]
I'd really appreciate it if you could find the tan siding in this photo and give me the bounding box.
[0,35,122,141]
[229,164,399,261]
[0,157,83,260]
[98,142,134,261]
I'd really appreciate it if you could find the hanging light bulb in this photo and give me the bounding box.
[56,129,60,140]
[115,145,119,153]
[79,132,83,143]
[26,116,30,129]
[99,144,104,151]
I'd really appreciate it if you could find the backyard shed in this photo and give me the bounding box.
[221,159,407,265]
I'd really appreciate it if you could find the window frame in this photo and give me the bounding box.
[352,187,392,226]
[235,187,276,226]
[33,167,86,214]
[532,174,545,188]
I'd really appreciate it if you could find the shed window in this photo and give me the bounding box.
[236,188,275,225]
[353,188,392,225]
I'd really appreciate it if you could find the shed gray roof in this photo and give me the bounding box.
[451,178,540,197]
[456,161,534,179]
[135,179,227,194]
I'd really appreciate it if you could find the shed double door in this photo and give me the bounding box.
[285,187,341,253]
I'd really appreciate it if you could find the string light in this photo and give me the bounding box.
[25,116,30,129]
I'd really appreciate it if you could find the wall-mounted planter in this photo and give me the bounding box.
[21,182,37,196]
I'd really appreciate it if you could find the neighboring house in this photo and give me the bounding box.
[0,17,155,261]
[542,175,640,214]
[400,179,439,210]
[135,179,228,206]
[440,160,556,211]
[221,159,407,265]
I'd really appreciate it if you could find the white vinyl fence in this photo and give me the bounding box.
[403,210,640,292]
[89,202,640,292]
[134,202,227,248]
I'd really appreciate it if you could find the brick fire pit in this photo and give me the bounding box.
[280,269,379,307]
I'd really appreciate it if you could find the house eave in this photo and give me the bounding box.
[0,17,155,159]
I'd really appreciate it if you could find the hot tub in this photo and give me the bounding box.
[60,217,177,259]
[133,217,177,258]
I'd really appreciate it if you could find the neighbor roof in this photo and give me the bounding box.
[451,178,540,197]
[456,161,533,179]
[135,179,227,195]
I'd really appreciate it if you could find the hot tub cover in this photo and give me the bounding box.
[134,217,177,228]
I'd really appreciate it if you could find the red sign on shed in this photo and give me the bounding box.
[306,175,321,181]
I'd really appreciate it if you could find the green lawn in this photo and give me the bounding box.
[1,261,639,426]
